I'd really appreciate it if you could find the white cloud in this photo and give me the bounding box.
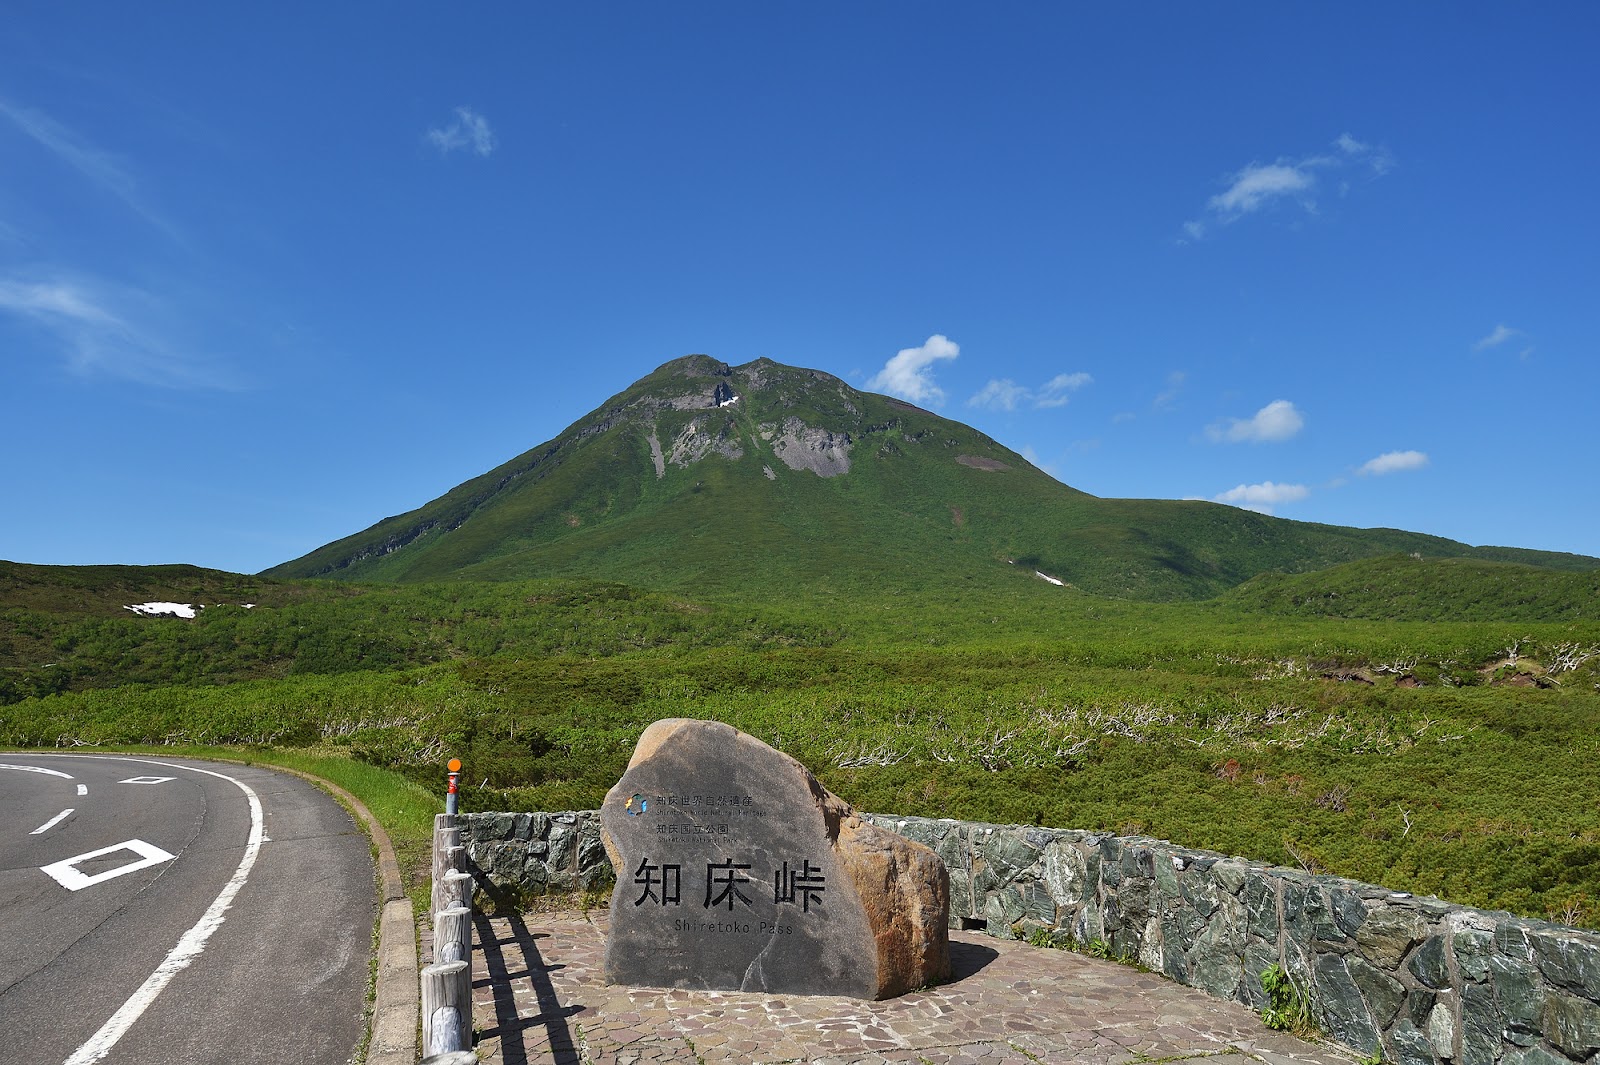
[968,378,1027,411]
[1183,133,1392,239]
[1359,450,1429,476]
[0,275,230,388]
[1035,372,1092,408]
[1214,481,1309,514]
[0,97,180,240]
[967,370,1093,411]
[427,107,496,157]
[1207,399,1304,443]
[1474,324,1518,351]
[1209,163,1313,217]
[870,334,959,406]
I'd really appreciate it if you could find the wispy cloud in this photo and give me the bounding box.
[1154,370,1185,410]
[1213,480,1309,515]
[869,334,960,407]
[1359,450,1429,476]
[1183,133,1393,240]
[426,106,496,157]
[0,97,180,239]
[968,370,1093,411]
[0,275,232,388]
[1035,372,1092,408]
[1206,399,1304,443]
[1473,323,1533,358]
[1474,324,1516,350]
[968,378,1027,411]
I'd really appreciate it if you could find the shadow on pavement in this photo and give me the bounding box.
[947,938,1001,982]
[474,913,584,1065]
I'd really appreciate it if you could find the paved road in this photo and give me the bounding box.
[0,754,374,1064]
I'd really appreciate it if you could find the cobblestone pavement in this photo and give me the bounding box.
[449,910,1356,1065]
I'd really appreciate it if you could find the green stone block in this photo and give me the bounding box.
[1531,929,1600,995]
[1388,1019,1435,1065]
[1460,983,1500,1065]
[1454,926,1494,983]
[1544,991,1600,1058]
[1312,953,1382,1053]
[1408,935,1450,990]
[1490,954,1547,1036]
[1348,955,1406,1029]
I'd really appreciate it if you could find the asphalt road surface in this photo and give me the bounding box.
[0,754,374,1064]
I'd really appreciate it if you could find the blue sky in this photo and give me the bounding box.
[3,3,1596,573]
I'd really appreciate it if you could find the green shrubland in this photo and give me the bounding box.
[4,564,1597,923]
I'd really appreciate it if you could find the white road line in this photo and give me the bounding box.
[42,839,175,889]
[77,784,88,796]
[0,763,74,779]
[61,758,265,1065]
[30,808,74,835]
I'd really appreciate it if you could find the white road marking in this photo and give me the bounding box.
[30,808,75,835]
[77,784,88,796]
[63,758,264,1065]
[0,763,74,779]
[118,775,175,785]
[41,839,175,890]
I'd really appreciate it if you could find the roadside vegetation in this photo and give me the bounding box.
[2,560,1597,923]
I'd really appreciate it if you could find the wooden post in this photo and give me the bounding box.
[420,960,470,1056]
[434,905,472,972]
[439,869,474,912]
[431,826,461,919]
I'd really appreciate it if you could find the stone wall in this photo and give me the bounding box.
[459,811,1600,1065]
[460,810,612,897]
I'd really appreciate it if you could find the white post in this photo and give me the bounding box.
[420,960,471,1056]
[434,905,472,973]
[439,869,474,913]
[431,826,461,919]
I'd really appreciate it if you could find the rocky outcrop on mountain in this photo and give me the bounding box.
[762,418,852,477]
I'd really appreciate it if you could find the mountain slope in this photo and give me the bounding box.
[265,355,1596,600]
[1215,554,1600,621]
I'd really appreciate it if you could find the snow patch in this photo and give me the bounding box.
[717,394,739,408]
[1034,571,1064,587]
[125,602,198,619]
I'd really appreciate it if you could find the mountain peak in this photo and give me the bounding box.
[264,355,1594,597]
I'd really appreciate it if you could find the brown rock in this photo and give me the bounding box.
[600,719,950,999]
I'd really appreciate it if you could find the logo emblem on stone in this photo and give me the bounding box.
[624,793,647,816]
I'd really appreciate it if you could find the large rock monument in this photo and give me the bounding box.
[601,719,951,999]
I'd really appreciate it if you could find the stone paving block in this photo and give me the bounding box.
[451,909,1354,1065]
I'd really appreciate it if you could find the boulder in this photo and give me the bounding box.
[600,718,950,998]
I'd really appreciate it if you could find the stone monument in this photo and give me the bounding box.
[601,718,951,999]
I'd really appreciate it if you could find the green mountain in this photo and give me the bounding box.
[265,355,1597,600]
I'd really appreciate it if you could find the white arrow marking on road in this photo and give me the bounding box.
[41,839,176,890]
[0,763,74,779]
[31,808,75,835]
[118,776,176,785]
[63,759,264,1065]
